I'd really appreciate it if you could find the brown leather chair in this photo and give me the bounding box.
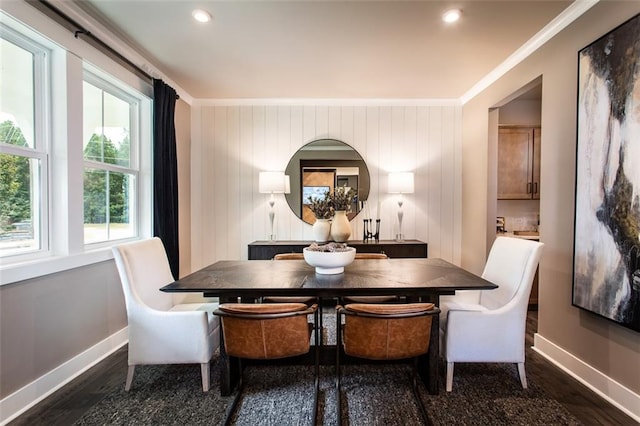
[214,303,319,426]
[272,252,304,260]
[264,252,395,345]
[335,303,440,425]
[263,253,322,344]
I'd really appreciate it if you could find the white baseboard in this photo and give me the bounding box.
[0,327,128,426]
[533,333,640,423]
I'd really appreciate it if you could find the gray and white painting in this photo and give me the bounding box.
[573,14,640,332]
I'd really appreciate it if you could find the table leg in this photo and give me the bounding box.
[429,311,440,394]
[219,296,240,396]
[417,294,440,395]
[417,312,440,394]
[218,326,240,396]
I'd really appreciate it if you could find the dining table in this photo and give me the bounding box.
[161,257,498,395]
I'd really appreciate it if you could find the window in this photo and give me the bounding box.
[83,73,139,244]
[0,29,49,257]
[0,10,152,282]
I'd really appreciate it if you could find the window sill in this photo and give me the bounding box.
[0,248,115,285]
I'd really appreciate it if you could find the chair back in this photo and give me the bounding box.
[340,303,439,360]
[112,237,175,313]
[215,303,317,359]
[273,252,304,260]
[354,253,388,259]
[479,237,544,310]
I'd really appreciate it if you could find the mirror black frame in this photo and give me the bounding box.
[284,139,370,225]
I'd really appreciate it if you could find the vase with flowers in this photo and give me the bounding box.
[307,191,332,242]
[330,187,356,243]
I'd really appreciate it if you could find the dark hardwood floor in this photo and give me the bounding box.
[9,310,638,425]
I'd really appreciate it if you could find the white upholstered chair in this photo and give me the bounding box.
[112,237,220,392]
[440,236,543,392]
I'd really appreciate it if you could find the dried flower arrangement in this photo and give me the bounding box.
[306,191,332,219]
[331,187,357,212]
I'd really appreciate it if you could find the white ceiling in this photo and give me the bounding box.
[74,0,574,100]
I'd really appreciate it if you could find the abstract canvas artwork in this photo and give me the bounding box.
[573,14,640,332]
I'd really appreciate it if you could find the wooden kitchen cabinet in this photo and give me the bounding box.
[498,126,541,199]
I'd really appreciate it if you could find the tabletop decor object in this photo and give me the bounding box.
[307,191,332,242]
[361,200,380,242]
[572,13,640,332]
[363,218,381,242]
[303,242,356,274]
[330,187,357,242]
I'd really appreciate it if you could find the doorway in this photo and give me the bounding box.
[488,76,542,309]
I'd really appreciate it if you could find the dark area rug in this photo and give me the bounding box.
[74,356,582,426]
[74,310,581,425]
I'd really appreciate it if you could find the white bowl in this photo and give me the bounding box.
[303,247,356,274]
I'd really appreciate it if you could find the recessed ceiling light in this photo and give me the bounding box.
[442,9,462,23]
[192,9,212,23]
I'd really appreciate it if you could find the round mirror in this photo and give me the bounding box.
[285,139,370,225]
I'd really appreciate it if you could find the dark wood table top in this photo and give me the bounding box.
[161,258,497,299]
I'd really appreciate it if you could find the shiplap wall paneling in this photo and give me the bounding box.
[426,107,443,259]
[190,105,203,270]
[192,103,461,267]
[365,106,382,243]
[239,106,254,261]
[440,106,456,262]
[415,106,430,252]
[289,106,305,239]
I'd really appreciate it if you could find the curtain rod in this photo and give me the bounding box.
[31,0,179,99]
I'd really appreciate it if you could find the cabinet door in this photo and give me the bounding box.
[498,128,534,199]
[532,128,541,199]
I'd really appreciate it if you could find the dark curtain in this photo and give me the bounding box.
[153,79,179,278]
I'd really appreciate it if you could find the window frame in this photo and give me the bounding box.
[0,9,153,284]
[82,70,141,246]
[0,23,51,260]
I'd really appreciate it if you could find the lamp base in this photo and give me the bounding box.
[395,233,405,242]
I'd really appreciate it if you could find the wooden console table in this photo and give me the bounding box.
[248,239,428,260]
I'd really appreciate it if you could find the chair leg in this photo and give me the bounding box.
[318,299,323,347]
[336,309,342,426]
[201,362,210,392]
[517,362,528,389]
[312,320,320,426]
[125,365,135,391]
[446,362,454,392]
[223,360,244,426]
[411,357,431,425]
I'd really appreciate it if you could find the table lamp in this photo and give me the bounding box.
[259,171,290,240]
[388,172,414,242]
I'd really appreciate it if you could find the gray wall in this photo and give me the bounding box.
[462,1,640,394]
[0,99,193,400]
[0,261,126,397]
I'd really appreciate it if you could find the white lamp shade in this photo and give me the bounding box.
[259,171,288,194]
[388,172,414,194]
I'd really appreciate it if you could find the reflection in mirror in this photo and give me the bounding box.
[285,139,370,225]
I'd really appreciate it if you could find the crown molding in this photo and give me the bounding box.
[193,98,461,107]
[460,0,599,105]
